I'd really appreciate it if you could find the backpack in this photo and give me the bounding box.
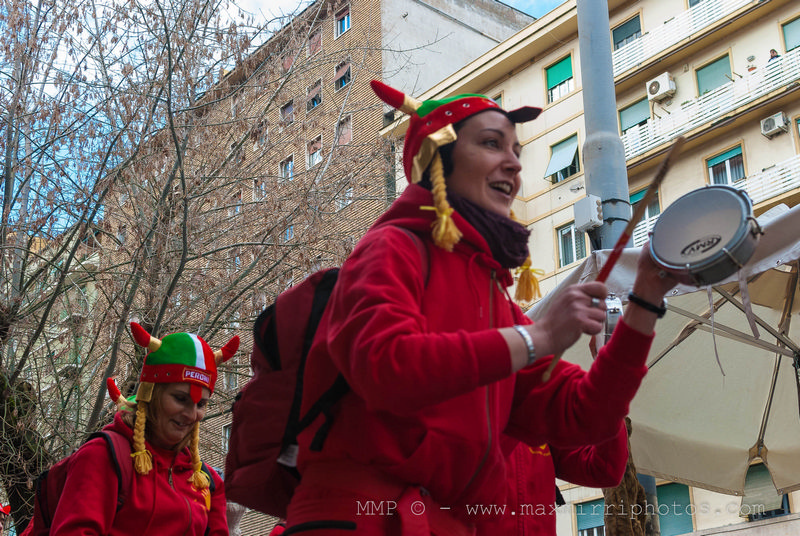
[224,228,427,518]
[23,430,216,535]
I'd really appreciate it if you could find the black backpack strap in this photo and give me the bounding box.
[90,431,134,512]
[200,462,217,493]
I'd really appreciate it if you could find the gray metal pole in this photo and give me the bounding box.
[576,0,630,250]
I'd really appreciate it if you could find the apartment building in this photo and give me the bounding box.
[381,0,800,534]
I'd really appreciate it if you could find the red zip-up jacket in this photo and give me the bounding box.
[49,413,227,535]
[295,184,653,524]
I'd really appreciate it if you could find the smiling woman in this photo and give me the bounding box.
[33,323,240,536]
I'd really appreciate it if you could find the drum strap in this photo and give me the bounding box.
[738,272,760,340]
[708,287,726,377]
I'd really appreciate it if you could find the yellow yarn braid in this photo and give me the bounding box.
[509,210,541,304]
[425,152,462,251]
[189,423,210,491]
[131,403,153,475]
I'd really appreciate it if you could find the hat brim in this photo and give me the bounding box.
[505,106,542,123]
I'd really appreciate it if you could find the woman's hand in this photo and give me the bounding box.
[504,281,608,372]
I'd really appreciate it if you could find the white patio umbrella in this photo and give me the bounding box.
[528,203,800,496]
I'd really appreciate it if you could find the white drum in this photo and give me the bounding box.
[649,185,761,286]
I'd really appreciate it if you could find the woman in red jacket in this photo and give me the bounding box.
[284,81,676,535]
[46,323,238,535]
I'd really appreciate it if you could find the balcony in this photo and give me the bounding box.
[612,0,756,76]
[621,47,800,160]
[630,153,800,245]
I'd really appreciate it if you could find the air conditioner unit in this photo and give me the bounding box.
[646,72,676,102]
[760,112,789,139]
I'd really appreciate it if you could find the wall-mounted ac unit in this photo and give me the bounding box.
[760,112,789,139]
[646,72,676,102]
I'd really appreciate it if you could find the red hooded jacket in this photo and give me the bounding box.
[47,412,227,535]
[293,185,652,527]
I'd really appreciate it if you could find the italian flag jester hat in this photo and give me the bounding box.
[130,322,239,404]
[371,80,544,301]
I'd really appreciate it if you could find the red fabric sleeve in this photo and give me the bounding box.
[506,319,653,448]
[49,437,118,535]
[551,421,628,488]
[324,227,511,413]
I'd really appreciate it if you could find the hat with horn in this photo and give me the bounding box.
[121,322,239,491]
[372,80,543,302]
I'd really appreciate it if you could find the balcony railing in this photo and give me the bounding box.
[630,154,800,246]
[739,153,800,206]
[612,0,756,75]
[621,48,800,160]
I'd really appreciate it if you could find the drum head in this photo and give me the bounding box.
[650,185,752,275]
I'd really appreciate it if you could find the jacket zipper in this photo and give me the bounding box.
[462,270,497,496]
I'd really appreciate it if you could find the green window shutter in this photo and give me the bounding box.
[576,498,605,530]
[629,189,648,205]
[545,135,579,177]
[697,56,731,95]
[546,56,573,90]
[613,16,641,48]
[619,98,650,132]
[741,464,784,515]
[784,17,800,52]
[707,146,742,168]
[658,483,694,536]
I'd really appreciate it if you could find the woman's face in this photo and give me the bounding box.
[446,110,522,217]
[149,383,210,450]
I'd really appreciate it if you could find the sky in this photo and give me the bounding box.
[260,0,567,23]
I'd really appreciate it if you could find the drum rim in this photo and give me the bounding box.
[649,185,753,274]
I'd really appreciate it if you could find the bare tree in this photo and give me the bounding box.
[0,0,394,530]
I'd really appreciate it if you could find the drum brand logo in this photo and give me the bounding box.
[681,235,721,257]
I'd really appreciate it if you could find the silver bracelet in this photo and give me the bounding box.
[512,325,537,368]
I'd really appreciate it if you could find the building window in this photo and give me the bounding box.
[284,224,294,242]
[225,367,237,391]
[783,17,800,52]
[251,120,268,147]
[630,189,660,247]
[116,225,127,247]
[334,60,351,91]
[308,29,322,56]
[336,187,354,210]
[336,115,352,145]
[545,135,580,183]
[307,136,322,167]
[281,53,294,73]
[334,6,350,38]
[558,223,586,267]
[229,192,242,217]
[576,497,605,536]
[657,483,694,536]
[546,55,574,103]
[281,100,294,124]
[696,55,731,95]
[742,463,790,520]
[307,79,322,111]
[229,143,244,166]
[612,15,641,50]
[707,146,744,185]
[280,155,294,181]
[619,98,650,134]
[254,178,267,199]
[689,0,705,7]
[493,94,502,107]
[222,424,231,451]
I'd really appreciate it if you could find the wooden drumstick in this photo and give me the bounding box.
[540,135,686,382]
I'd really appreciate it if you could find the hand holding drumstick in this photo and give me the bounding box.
[505,137,684,378]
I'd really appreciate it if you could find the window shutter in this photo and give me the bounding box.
[783,17,800,52]
[308,31,322,55]
[546,56,573,90]
[544,135,579,178]
[612,16,641,48]
[697,55,731,95]
[335,61,350,80]
[657,483,694,536]
[707,146,742,168]
[576,498,605,531]
[741,464,785,515]
[619,98,650,132]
